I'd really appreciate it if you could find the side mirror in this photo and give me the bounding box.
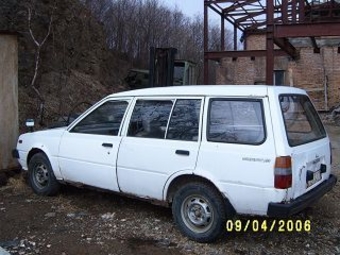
[25,119,35,132]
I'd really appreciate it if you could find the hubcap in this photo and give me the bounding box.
[33,163,49,189]
[181,195,214,233]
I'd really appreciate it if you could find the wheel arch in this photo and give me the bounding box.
[165,174,236,217]
[27,148,46,166]
[26,147,63,180]
[27,148,61,196]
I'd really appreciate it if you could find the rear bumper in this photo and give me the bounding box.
[267,174,337,218]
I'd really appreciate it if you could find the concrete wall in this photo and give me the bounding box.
[216,34,340,111]
[0,34,18,170]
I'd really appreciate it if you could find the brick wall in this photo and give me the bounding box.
[246,35,266,50]
[216,34,340,110]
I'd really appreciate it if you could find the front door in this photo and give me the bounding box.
[58,99,130,191]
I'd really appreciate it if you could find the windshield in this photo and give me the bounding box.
[280,94,326,147]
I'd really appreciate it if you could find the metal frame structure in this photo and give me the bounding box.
[204,0,340,84]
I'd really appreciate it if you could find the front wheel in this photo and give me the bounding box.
[172,182,227,243]
[28,153,60,196]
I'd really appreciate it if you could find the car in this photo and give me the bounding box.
[13,85,337,242]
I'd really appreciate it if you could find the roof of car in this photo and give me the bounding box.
[107,85,306,98]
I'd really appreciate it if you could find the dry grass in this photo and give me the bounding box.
[7,174,28,191]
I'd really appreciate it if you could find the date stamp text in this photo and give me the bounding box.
[225,219,311,232]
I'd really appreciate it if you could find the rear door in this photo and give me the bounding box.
[279,94,330,199]
[117,97,203,200]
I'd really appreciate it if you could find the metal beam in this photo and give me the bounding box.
[223,0,259,12]
[205,0,233,4]
[275,23,340,37]
[221,14,225,51]
[204,3,209,84]
[234,24,238,50]
[282,0,288,23]
[298,0,305,22]
[273,37,298,59]
[292,0,297,23]
[235,10,265,23]
[266,0,274,85]
[207,3,239,30]
[204,50,288,60]
[310,37,319,52]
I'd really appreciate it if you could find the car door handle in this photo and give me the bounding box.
[175,150,190,156]
[102,143,113,148]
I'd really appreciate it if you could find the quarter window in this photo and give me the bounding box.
[71,101,128,136]
[166,99,201,141]
[207,99,265,144]
[128,100,173,139]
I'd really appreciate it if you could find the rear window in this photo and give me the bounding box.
[280,94,326,147]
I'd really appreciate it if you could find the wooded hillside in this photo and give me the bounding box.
[0,0,230,129]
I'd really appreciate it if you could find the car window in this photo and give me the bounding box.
[71,100,129,136]
[128,100,173,139]
[280,94,326,146]
[207,99,265,144]
[166,99,201,141]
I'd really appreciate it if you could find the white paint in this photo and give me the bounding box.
[15,85,333,217]
[0,247,10,255]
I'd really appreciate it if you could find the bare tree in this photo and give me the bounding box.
[27,0,55,124]
[85,0,233,83]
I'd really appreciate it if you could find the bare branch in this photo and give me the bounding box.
[26,0,56,124]
[27,7,39,46]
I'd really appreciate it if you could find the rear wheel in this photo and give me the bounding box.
[172,182,227,243]
[28,153,60,196]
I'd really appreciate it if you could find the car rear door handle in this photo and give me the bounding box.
[175,150,190,156]
[102,143,113,148]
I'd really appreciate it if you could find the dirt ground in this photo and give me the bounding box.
[0,124,339,255]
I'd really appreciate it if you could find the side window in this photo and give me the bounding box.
[166,99,201,141]
[207,99,265,144]
[128,100,173,139]
[71,101,128,136]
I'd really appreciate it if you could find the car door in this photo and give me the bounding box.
[117,97,203,200]
[58,99,130,191]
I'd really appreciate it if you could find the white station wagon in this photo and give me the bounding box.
[13,85,337,242]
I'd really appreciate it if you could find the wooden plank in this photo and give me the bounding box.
[0,34,19,171]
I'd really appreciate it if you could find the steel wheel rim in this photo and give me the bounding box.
[33,162,49,189]
[180,194,214,234]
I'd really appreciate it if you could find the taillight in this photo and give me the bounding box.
[274,156,292,189]
[329,142,333,165]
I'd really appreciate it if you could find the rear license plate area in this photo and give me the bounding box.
[307,170,321,188]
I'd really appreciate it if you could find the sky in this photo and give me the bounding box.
[166,0,204,18]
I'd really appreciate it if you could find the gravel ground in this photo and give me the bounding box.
[0,124,339,255]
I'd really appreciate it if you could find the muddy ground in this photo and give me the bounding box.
[0,124,339,255]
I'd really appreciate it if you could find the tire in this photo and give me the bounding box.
[28,153,60,196]
[172,182,227,243]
